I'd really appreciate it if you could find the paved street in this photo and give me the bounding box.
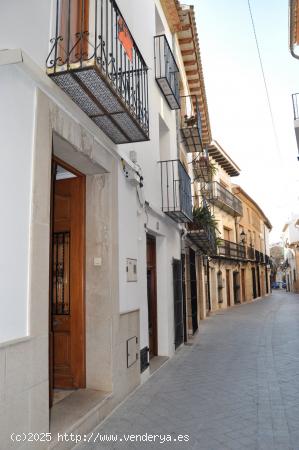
[77,291,299,450]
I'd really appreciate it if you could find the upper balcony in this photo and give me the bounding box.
[209,182,243,217]
[159,159,192,223]
[292,93,299,154]
[154,35,180,110]
[217,239,246,260]
[193,154,213,183]
[46,0,149,144]
[187,206,217,255]
[187,221,217,255]
[180,95,203,153]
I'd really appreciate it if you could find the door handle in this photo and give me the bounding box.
[53,319,60,327]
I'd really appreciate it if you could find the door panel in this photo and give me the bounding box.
[52,175,85,389]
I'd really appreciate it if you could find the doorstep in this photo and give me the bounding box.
[49,389,112,450]
[149,356,169,375]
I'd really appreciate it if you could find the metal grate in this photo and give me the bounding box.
[154,35,180,110]
[217,239,246,260]
[209,182,243,216]
[47,0,149,144]
[180,95,203,153]
[187,222,217,255]
[246,246,255,260]
[140,347,149,373]
[52,232,70,315]
[159,159,193,223]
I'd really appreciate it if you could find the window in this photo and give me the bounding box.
[159,115,171,160]
[223,227,231,241]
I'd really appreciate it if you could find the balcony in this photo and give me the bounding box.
[46,0,149,144]
[193,155,213,183]
[217,239,246,260]
[246,246,255,260]
[265,254,271,266]
[292,93,299,154]
[154,35,180,110]
[187,222,217,255]
[180,95,203,153]
[209,182,243,217]
[255,250,265,263]
[159,160,192,223]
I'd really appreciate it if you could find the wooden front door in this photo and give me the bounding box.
[226,269,231,307]
[146,235,157,359]
[50,163,85,391]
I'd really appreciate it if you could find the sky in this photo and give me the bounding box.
[185,0,299,243]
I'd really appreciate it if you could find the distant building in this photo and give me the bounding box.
[282,217,299,292]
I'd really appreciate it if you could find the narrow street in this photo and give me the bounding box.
[77,292,299,450]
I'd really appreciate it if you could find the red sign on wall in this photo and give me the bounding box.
[118,17,133,62]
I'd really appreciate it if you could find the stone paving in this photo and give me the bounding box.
[76,291,299,450]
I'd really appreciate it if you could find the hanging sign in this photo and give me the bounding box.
[118,17,133,62]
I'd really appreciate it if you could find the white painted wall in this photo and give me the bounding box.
[0,1,52,68]
[283,220,299,246]
[0,0,185,358]
[0,66,35,342]
[115,0,183,356]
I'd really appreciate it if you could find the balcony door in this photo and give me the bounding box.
[49,159,85,404]
[58,0,90,64]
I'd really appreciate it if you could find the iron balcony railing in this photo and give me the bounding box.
[246,245,255,260]
[255,250,265,263]
[159,160,192,223]
[187,222,217,255]
[180,95,203,153]
[209,182,243,216]
[154,35,180,110]
[217,239,246,260]
[193,155,213,183]
[292,93,299,120]
[46,0,149,144]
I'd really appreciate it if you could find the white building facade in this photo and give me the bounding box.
[0,0,210,445]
